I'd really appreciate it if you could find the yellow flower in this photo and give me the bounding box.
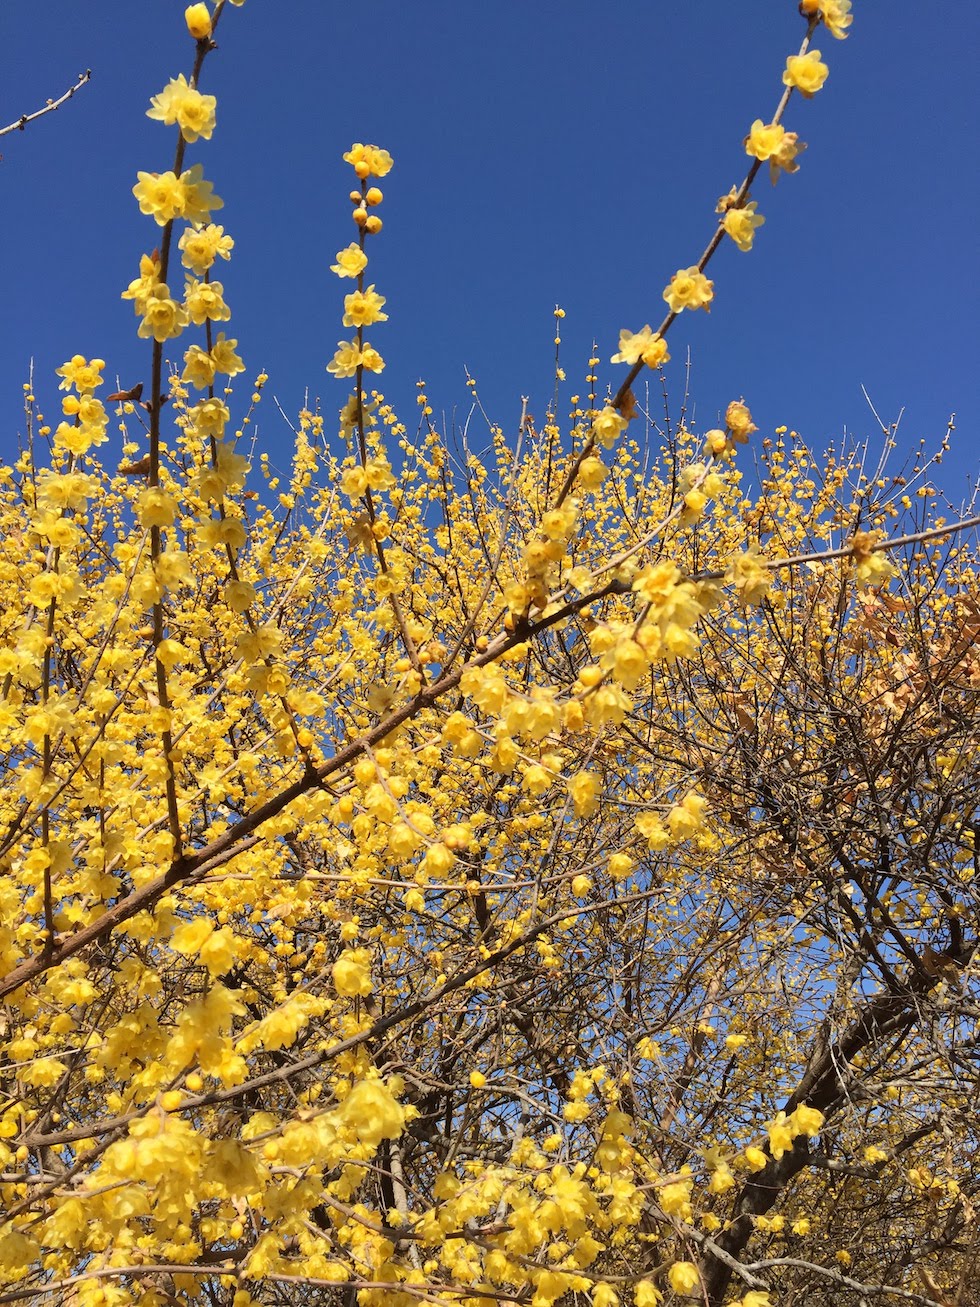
[185,4,212,38]
[343,143,394,179]
[744,120,805,183]
[179,223,234,275]
[725,399,757,441]
[211,333,245,377]
[138,488,178,529]
[663,266,714,313]
[133,170,187,225]
[722,202,765,252]
[331,243,368,279]
[122,251,162,313]
[728,549,771,608]
[802,0,853,39]
[766,1111,795,1160]
[181,163,223,223]
[790,1103,825,1137]
[783,50,829,98]
[594,405,628,449]
[183,344,217,389]
[611,325,670,368]
[332,946,372,996]
[342,284,388,328]
[567,770,601,818]
[327,340,363,379]
[138,287,189,342]
[147,74,217,143]
[56,355,106,394]
[667,1263,700,1296]
[338,1078,405,1146]
[133,164,222,226]
[184,277,231,325]
[744,1146,768,1171]
[469,1071,486,1089]
[360,343,385,373]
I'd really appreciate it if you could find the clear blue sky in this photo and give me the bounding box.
[2,2,977,501]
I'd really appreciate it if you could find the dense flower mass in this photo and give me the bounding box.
[6,5,978,1307]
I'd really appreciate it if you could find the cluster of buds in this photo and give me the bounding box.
[327,144,393,384]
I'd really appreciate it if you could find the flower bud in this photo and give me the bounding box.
[349,190,363,203]
[185,3,212,39]
[354,160,371,180]
[364,215,383,234]
[365,186,383,206]
[352,207,368,226]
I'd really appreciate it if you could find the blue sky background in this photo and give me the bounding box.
[2,1,977,502]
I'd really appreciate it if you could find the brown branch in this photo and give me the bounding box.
[0,69,91,143]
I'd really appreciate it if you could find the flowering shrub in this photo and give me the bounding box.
[0,3,977,1306]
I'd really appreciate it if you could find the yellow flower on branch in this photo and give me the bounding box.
[342,284,388,328]
[611,325,670,368]
[722,202,765,252]
[147,74,217,142]
[663,266,714,313]
[331,243,369,279]
[744,120,805,182]
[783,50,829,98]
[184,4,212,39]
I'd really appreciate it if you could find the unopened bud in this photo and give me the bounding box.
[184,3,212,39]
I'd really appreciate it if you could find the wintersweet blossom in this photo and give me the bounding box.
[729,549,772,607]
[146,74,217,142]
[331,243,368,279]
[338,1079,406,1147]
[663,266,714,313]
[137,288,189,342]
[726,400,757,441]
[332,947,373,996]
[184,4,212,38]
[744,120,805,182]
[791,1103,826,1137]
[211,333,245,376]
[133,163,222,225]
[56,355,105,393]
[593,406,629,449]
[801,0,852,39]
[327,340,363,379]
[668,1263,701,1296]
[722,202,765,252]
[360,343,385,373]
[180,163,223,223]
[343,143,394,178]
[611,325,670,368]
[342,285,388,328]
[783,49,829,98]
[183,277,231,325]
[179,223,234,275]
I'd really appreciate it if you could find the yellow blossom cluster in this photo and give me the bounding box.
[8,5,979,1307]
